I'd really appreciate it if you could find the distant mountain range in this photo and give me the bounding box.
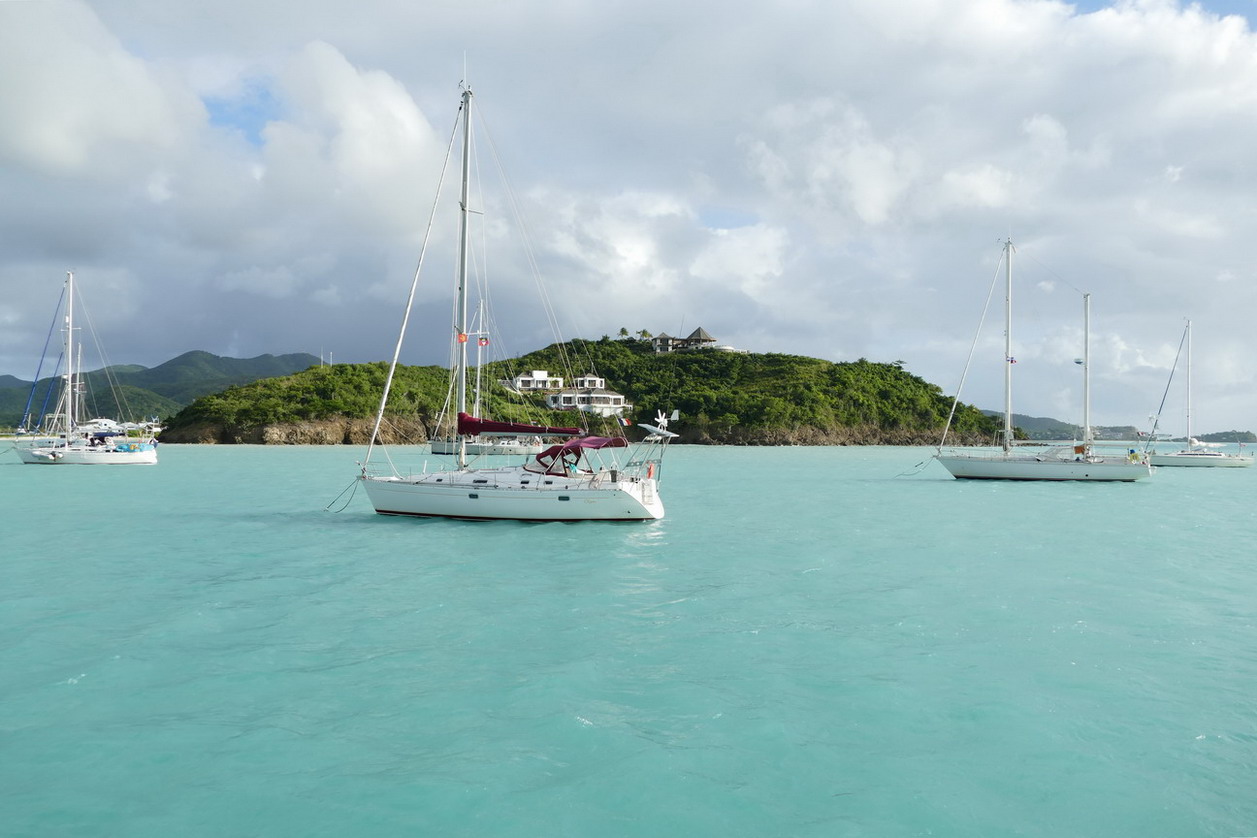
[0,351,320,428]
[983,410,1255,443]
[984,410,1095,439]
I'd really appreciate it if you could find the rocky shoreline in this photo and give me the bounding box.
[158,418,985,447]
[158,418,428,445]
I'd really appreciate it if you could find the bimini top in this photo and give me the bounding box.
[457,412,582,437]
[533,435,628,475]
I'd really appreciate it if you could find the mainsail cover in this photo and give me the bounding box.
[457,412,582,437]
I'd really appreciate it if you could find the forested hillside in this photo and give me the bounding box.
[159,338,1000,445]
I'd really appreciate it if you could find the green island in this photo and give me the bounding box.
[157,337,1001,445]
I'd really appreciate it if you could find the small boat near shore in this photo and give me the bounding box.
[1147,320,1252,468]
[14,272,158,466]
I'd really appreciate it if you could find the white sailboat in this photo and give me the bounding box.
[15,272,159,465]
[936,239,1151,481]
[357,85,674,521]
[1148,319,1253,468]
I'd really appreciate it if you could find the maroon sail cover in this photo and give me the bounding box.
[533,435,629,475]
[457,412,582,437]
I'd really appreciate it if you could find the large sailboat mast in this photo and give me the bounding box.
[1002,239,1014,454]
[454,86,473,466]
[1185,318,1193,443]
[64,271,77,432]
[1082,292,1091,449]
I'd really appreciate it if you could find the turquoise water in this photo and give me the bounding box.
[3,444,1256,837]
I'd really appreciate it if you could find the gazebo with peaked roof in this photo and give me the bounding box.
[652,327,719,353]
[651,332,680,353]
[685,327,716,346]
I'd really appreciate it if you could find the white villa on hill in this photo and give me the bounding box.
[502,369,564,393]
[545,372,633,418]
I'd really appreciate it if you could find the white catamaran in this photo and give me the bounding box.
[1147,319,1253,468]
[15,272,159,465]
[357,85,674,521]
[936,239,1151,481]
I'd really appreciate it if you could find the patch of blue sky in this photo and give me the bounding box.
[1071,0,1254,25]
[699,207,760,230]
[204,82,279,147]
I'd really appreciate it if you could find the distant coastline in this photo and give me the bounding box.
[6,343,1252,446]
[155,417,981,447]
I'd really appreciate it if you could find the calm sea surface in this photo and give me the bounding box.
[2,444,1255,837]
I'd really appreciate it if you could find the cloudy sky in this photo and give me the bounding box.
[3,0,1257,433]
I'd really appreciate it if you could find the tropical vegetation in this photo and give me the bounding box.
[158,337,1003,445]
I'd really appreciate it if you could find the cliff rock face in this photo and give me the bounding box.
[161,418,985,447]
[159,418,430,445]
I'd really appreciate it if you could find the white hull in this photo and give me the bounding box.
[1148,450,1253,468]
[16,442,158,465]
[11,436,57,450]
[937,451,1151,481]
[361,466,663,521]
[430,437,543,456]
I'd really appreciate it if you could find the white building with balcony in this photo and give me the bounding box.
[545,373,633,417]
[503,369,564,393]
